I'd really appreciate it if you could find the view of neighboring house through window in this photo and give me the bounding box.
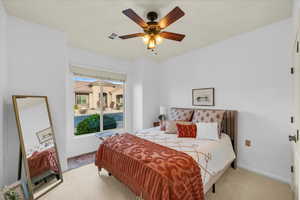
[73,76,125,136]
[76,94,89,106]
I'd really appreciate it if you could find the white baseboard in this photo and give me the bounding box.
[238,164,290,184]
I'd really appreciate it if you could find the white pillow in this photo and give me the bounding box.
[196,122,219,140]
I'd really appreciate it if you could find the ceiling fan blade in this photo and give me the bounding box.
[160,32,185,41]
[119,33,146,39]
[158,7,185,29]
[122,9,148,29]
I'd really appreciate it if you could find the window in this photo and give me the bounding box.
[75,94,89,106]
[116,94,123,104]
[102,80,124,131]
[72,67,126,136]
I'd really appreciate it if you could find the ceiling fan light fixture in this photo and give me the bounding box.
[119,7,185,51]
[143,35,150,44]
[147,37,156,49]
[155,35,163,45]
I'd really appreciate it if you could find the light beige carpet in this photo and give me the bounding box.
[41,164,293,200]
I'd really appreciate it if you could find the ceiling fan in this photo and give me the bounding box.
[119,7,185,50]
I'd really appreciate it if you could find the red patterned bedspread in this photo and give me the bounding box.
[95,133,205,200]
[28,147,59,178]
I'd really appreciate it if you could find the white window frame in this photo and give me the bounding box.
[72,67,126,136]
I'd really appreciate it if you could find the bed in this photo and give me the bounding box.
[95,108,237,199]
[136,127,235,193]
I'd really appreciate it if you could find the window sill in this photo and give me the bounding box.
[73,128,124,140]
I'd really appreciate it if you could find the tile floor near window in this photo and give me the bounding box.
[41,164,293,200]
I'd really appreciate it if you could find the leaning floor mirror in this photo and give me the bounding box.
[12,96,63,200]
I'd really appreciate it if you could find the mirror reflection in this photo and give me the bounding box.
[13,96,62,199]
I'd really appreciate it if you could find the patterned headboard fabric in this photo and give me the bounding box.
[169,108,238,168]
[169,108,194,121]
[192,109,225,137]
[192,109,225,124]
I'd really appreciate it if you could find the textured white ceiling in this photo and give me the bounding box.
[3,0,292,61]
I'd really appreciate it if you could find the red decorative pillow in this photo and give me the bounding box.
[176,123,197,138]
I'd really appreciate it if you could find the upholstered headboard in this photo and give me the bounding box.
[221,110,238,167]
[170,108,238,168]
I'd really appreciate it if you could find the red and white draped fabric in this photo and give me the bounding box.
[27,147,59,178]
[95,133,205,200]
[136,127,236,191]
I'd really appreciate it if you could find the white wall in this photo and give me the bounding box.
[131,59,144,131]
[0,0,7,187]
[294,0,300,37]
[159,19,292,183]
[4,16,69,184]
[66,48,135,158]
[142,60,160,129]
[132,58,160,131]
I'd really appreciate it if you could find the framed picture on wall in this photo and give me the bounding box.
[192,88,215,106]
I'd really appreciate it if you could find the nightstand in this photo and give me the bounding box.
[153,121,160,127]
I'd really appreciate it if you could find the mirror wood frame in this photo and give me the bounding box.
[12,95,63,200]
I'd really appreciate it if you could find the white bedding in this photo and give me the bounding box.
[135,127,236,189]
